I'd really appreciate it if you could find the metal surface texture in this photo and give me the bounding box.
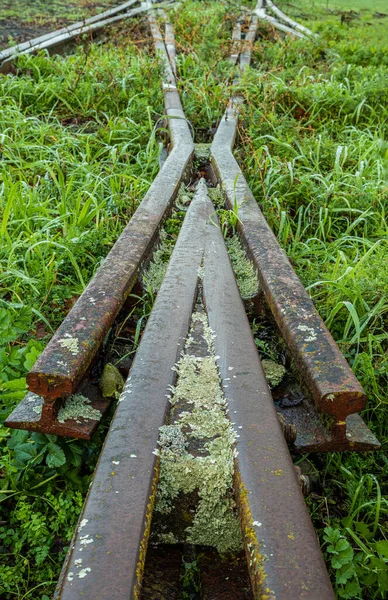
[273,383,379,452]
[4,381,111,440]
[210,102,379,451]
[6,12,194,437]
[202,203,335,599]
[164,18,177,76]
[55,182,212,600]
[239,14,259,71]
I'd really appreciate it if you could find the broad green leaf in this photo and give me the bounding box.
[0,377,27,391]
[46,443,66,468]
[375,541,388,559]
[354,522,373,541]
[336,563,356,585]
[24,345,41,371]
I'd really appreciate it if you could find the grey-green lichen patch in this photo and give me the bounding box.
[142,231,172,294]
[58,334,79,355]
[142,186,192,293]
[195,143,211,162]
[157,532,178,544]
[32,404,43,416]
[57,394,101,423]
[155,308,243,555]
[100,363,125,398]
[185,311,215,351]
[226,235,259,299]
[297,324,317,342]
[207,185,225,209]
[261,359,286,388]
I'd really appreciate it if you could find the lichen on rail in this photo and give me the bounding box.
[155,306,243,554]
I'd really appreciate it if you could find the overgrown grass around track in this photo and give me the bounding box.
[0,1,387,598]
[0,24,163,598]
[0,0,123,48]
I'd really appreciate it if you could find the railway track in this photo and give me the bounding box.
[2,2,380,599]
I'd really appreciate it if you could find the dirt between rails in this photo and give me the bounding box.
[0,0,120,49]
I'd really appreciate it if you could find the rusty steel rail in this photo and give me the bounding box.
[6,12,194,438]
[5,8,378,597]
[163,16,177,76]
[240,13,259,71]
[203,198,334,599]
[210,9,379,452]
[254,4,305,38]
[0,0,176,74]
[0,0,138,63]
[264,0,314,37]
[55,182,212,600]
[55,180,335,599]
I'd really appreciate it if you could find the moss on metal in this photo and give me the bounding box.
[226,235,259,299]
[57,394,101,423]
[194,143,211,162]
[207,185,225,208]
[142,186,192,293]
[261,359,286,389]
[142,231,173,294]
[155,308,243,554]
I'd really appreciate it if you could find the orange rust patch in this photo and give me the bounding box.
[234,470,275,600]
[134,459,160,599]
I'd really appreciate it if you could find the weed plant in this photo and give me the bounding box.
[0,25,163,598]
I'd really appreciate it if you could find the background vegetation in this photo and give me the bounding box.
[0,0,387,598]
[0,24,163,598]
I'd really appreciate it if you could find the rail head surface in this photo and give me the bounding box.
[211,103,379,452]
[203,202,335,599]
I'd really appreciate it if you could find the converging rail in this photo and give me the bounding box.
[6,10,193,438]
[2,2,380,599]
[55,178,334,600]
[254,0,313,38]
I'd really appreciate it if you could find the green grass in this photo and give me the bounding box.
[286,0,388,11]
[0,0,122,46]
[279,0,388,62]
[0,24,163,599]
[238,4,388,597]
